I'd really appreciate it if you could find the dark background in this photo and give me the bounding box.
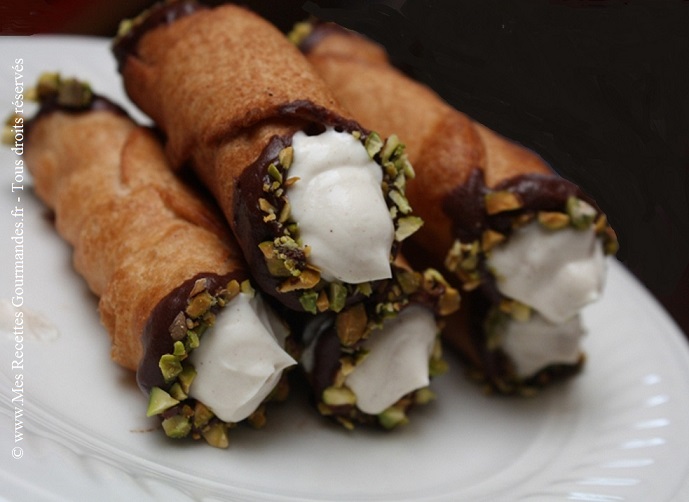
[4,0,688,336]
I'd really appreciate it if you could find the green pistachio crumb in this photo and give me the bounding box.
[193,401,215,429]
[185,291,214,318]
[378,406,408,429]
[322,386,357,406]
[168,382,188,401]
[146,387,180,417]
[364,131,384,158]
[380,134,401,163]
[159,354,183,382]
[389,189,412,214]
[336,303,368,346]
[177,365,197,394]
[537,211,570,230]
[172,341,186,357]
[485,191,523,215]
[161,415,192,439]
[201,422,230,449]
[267,163,283,183]
[566,196,597,230]
[278,146,294,169]
[414,387,437,406]
[395,215,423,241]
[429,357,449,377]
[328,282,348,313]
[299,291,319,314]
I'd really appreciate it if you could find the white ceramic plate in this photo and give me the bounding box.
[2,36,689,502]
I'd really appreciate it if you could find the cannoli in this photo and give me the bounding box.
[294,23,619,394]
[22,75,297,447]
[292,259,459,429]
[112,1,422,316]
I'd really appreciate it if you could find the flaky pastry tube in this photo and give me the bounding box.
[23,76,296,446]
[295,23,618,394]
[113,1,422,316]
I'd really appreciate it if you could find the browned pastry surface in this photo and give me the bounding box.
[26,107,242,371]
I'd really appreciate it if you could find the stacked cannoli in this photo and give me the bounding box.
[113,0,422,315]
[24,74,298,447]
[294,22,618,394]
[111,1,459,429]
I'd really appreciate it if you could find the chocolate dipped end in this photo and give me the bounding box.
[137,271,243,393]
[441,169,616,392]
[294,263,458,429]
[233,100,407,314]
[112,0,206,71]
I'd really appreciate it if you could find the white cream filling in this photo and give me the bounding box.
[287,127,394,283]
[487,222,606,324]
[345,305,437,415]
[501,312,585,378]
[188,292,296,423]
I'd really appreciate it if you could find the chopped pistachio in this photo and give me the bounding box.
[267,163,283,184]
[278,146,294,169]
[299,290,319,314]
[604,227,619,255]
[35,72,60,100]
[161,415,192,439]
[364,131,384,158]
[594,214,608,234]
[258,241,292,277]
[193,401,215,429]
[189,278,208,298]
[240,280,255,296]
[284,176,300,188]
[57,77,92,108]
[389,189,412,214]
[226,279,241,299]
[356,282,373,297]
[378,406,408,429]
[414,387,437,406]
[499,299,532,322]
[482,229,506,251]
[396,268,420,295]
[328,282,348,313]
[177,365,197,394]
[286,20,313,45]
[336,303,368,346]
[429,357,449,377]
[259,197,276,214]
[186,331,200,350]
[172,341,186,358]
[485,191,523,215]
[201,422,230,449]
[278,268,321,292]
[537,211,571,230]
[168,382,187,401]
[146,387,180,417]
[395,153,415,180]
[316,290,330,312]
[395,215,423,241]
[566,196,597,229]
[159,354,183,382]
[278,199,291,223]
[185,291,214,318]
[439,286,461,316]
[380,134,401,163]
[322,386,357,406]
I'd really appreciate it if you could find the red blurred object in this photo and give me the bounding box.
[1,0,89,34]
